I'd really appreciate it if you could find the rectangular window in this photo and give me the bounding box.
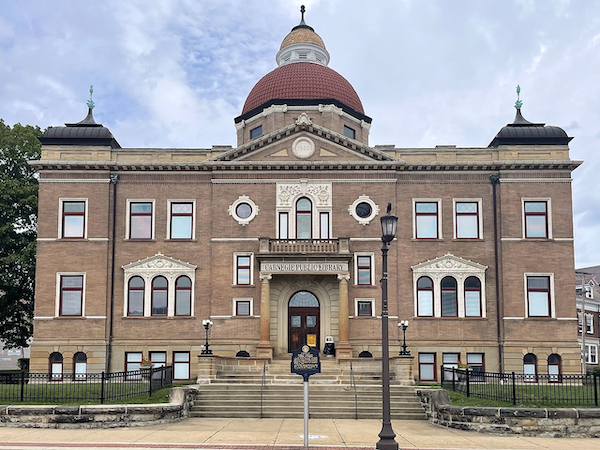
[343,125,356,139]
[279,212,289,239]
[61,200,86,239]
[59,275,84,316]
[129,201,153,239]
[235,254,252,285]
[173,351,190,380]
[356,299,374,317]
[527,276,551,317]
[149,351,167,368]
[415,201,439,239]
[467,353,485,381]
[586,344,598,364]
[442,353,460,381]
[524,201,548,239]
[235,299,251,316]
[125,352,143,380]
[586,314,594,334]
[356,255,373,286]
[419,353,436,382]
[169,201,193,239]
[455,201,479,239]
[250,125,263,139]
[320,212,329,239]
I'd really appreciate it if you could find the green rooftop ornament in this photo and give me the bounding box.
[514,84,523,110]
[87,85,95,109]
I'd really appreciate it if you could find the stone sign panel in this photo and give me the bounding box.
[261,261,348,273]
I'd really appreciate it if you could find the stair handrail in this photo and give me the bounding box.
[260,360,266,418]
[350,361,358,420]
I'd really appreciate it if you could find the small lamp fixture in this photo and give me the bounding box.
[380,203,398,244]
[201,319,214,355]
[398,320,410,356]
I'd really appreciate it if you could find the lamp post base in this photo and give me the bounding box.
[376,425,399,450]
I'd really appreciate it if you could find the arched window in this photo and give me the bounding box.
[128,276,145,316]
[464,277,482,317]
[417,277,434,317]
[175,276,192,316]
[548,354,561,383]
[441,276,458,317]
[296,197,312,239]
[523,353,537,382]
[151,276,168,316]
[49,352,63,380]
[73,352,87,379]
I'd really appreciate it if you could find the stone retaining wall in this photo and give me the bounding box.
[419,389,600,438]
[0,386,197,429]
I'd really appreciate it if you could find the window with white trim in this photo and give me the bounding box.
[586,314,594,334]
[413,199,442,239]
[59,199,88,239]
[585,343,598,364]
[168,200,195,239]
[416,276,434,317]
[523,198,551,239]
[56,273,85,317]
[127,200,155,239]
[354,253,374,286]
[355,298,374,317]
[454,199,482,239]
[234,253,253,285]
[525,274,554,318]
[275,182,332,239]
[234,298,253,316]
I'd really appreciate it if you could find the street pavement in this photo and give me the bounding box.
[0,418,598,450]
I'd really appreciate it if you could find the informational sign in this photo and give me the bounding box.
[306,334,317,347]
[291,345,321,380]
[261,262,348,273]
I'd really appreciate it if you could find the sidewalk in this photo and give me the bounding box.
[0,418,598,450]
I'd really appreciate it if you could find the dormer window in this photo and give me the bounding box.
[343,125,356,139]
[250,125,263,139]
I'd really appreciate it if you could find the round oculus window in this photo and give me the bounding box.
[235,202,252,219]
[355,202,372,219]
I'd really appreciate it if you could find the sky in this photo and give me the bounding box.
[1,0,599,267]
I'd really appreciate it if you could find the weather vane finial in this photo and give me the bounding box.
[301,5,306,21]
[514,84,522,110]
[87,85,95,109]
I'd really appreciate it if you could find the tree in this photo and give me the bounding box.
[0,119,41,348]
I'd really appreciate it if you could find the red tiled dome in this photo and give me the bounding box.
[242,62,364,115]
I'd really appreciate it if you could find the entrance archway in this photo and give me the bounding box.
[288,291,320,352]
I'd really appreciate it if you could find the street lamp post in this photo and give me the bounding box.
[201,319,214,355]
[377,203,398,450]
[398,320,410,356]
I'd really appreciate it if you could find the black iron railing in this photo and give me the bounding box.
[0,366,173,404]
[441,367,599,407]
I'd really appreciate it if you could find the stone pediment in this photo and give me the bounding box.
[209,120,400,164]
[122,253,197,271]
[411,254,487,274]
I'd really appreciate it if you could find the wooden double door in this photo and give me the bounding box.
[287,291,320,352]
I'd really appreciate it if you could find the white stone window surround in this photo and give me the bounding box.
[233,252,255,286]
[122,253,197,317]
[276,181,332,239]
[353,298,375,317]
[125,199,156,240]
[354,252,375,286]
[412,198,443,239]
[348,195,380,225]
[524,273,555,318]
[411,254,488,318]
[58,198,89,239]
[522,197,552,239]
[585,343,598,364]
[55,272,86,317]
[233,297,254,316]
[452,198,483,240]
[166,199,196,239]
[228,195,259,226]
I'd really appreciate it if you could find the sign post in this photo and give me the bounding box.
[291,345,321,448]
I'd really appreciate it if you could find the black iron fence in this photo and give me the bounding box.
[441,367,599,407]
[0,366,173,404]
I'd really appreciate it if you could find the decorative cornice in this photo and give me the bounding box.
[412,253,488,272]
[122,252,197,271]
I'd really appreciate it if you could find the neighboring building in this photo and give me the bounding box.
[576,267,600,369]
[0,344,29,371]
[29,9,582,381]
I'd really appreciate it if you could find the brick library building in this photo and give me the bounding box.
[30,11,581,383]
